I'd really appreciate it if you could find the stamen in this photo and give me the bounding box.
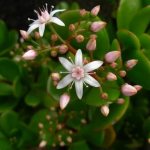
[50,5,54,12]
[83,82,89,88]
[28,18,35,21]
[68,57,74,64]
[60,71,70,74]
[45,3,48,10]
[69,81,75,89]
[34,10,38,14]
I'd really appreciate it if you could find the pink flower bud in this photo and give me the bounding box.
[22,50,37,60]
[110,62,117,68]
[121,83,137,96]
[69,24,75,31]
[51,34,58,41]
[51,73,60,81]
[50,50,57,57]
[80,9,87,16]
[101,92,108,100]
[86,38,96,51]
[100,105,109,117]
[119,70,126,77]
[39,140,47,148]
[91,5,100,16]
[90,21,106,32]
[125,59,138,69]
[105,51,121,63]
[134,85,142,91]
[34,31,40,39]
[106,72,117,81]
[75,34,84,43]
[60,93,70,110]
[117,98,125,104]
[20,30,29,39]
[59,44,68,54]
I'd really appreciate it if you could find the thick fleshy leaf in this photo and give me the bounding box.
[84,61,103,72]
[117,0,142,29]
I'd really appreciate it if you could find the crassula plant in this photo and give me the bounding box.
[1,0,149,149]
[18,3,143,148]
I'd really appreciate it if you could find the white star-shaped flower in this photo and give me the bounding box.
[27,4,65,37]
[57,49,103,99]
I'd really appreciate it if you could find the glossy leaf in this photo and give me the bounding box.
[117,0,142,29]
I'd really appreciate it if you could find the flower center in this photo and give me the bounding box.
[71,66,85,80]
[39,11,50,23]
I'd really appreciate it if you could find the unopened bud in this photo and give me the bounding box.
[75,34,84,43]
[80,9,87,16]
[90,21,106,32]
[53,80,58,86]
[125,59,138,69]
[22,50,37,60]
[83,58,89,64]
[105,51,121,63]
[34,31,40,39]
[100,105,109,117]
[60,93,70,110]
[134,85,142,91]
[86,38,96,51]
[117,98,125,104]
[38,123,44,129]
[148,138,150,144]
[20,30,29,40]
[66,136,72,143]
[51,73,60,81]
[69,24,75,31]
[51,50,57,57]
[91,5,100,16]
[110,62,117,68]
[39,140,47,148]
[101,92,108,100]
[59,44,68,54]
[119,70,126,77]
[121,83,137,96]
[27,45,33,49]
[106,72,117,81]
[51,34,58,41]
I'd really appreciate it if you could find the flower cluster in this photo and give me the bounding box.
[20,4,141,116]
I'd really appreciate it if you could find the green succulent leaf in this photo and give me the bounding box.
[0,83,13,96]
[0,58,20,82]
[117,0,142,29]
[69,140,90,150]
[130,6,150,35]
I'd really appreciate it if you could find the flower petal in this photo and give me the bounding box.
[57,74,73,89]
[75,49,83,66]
[50,9,65,17]
[39,24,45,37]
[27,22,39,34]
[84,75,100,87]
[84,61,103,72]
[59,57,74,71]
[75,80,83,99]
[51,17,65,26]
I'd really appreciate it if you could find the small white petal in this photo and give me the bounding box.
[57,74,73,89]
[51,17,65,26]
[39,24,45,37]
[27,23,39,34]
[50,9,65,17]
[75,80,83,99]
[84,75,100,87]
[84,61,103,72]
[75,49,83,66]
[59,57,74,71]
